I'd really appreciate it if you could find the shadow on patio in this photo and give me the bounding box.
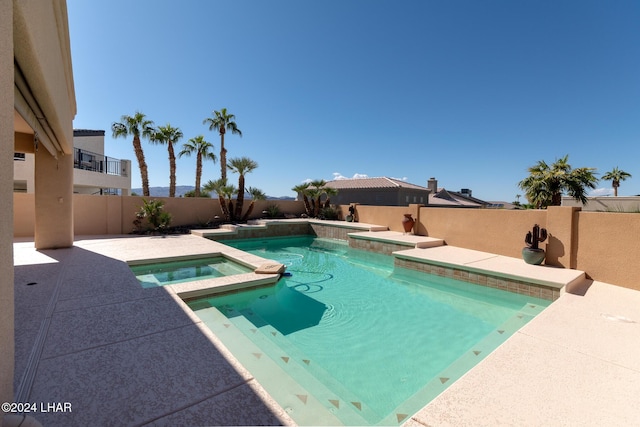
[14,242,291,426]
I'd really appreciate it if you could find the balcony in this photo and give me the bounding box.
[74,147,128,177]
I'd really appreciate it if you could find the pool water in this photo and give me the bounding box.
[188,236,550,425]
[130,256,252,287]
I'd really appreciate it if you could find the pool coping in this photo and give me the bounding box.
[13,233,640,426]
[125,245,285,301]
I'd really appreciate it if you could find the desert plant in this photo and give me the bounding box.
[319,206,340,220]
[265,204,281,218]
[183,189,211,198]
[137,199,172,233]
[525,224,547,250]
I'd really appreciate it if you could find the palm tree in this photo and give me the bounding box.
[602,167,632,197]
[292,183,313,216]
[203,108,242,182]
[241,187,266,221]
[150,124,183,197]
[111,112,155,196]
[307,179,338,217]
[518,155,598,208]
[203,178,235,221]
[179,135,216,197]
[227,156,258,220]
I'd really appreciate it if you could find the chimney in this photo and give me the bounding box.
[427,177,438,195]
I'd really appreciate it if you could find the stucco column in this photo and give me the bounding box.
[408,204,424,235]
[0,0,15,413]
[545,206,581,268]
[34,148,74,249]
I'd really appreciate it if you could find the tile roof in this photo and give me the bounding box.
[325,177,428,190]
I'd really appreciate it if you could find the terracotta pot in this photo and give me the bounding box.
[402,214,415,233]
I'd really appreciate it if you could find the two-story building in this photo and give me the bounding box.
[14,129,131,195]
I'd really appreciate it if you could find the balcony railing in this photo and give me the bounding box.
[74,148,127,177]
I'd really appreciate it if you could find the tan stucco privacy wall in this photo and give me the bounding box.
[351,204,639,291]
[14,194,307,237]
[1,0,15,410]
[14,194,640,291]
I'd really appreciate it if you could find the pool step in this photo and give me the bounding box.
[193,305,372,426]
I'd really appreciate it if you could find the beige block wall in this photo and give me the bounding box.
[14,194,640,290]
[574,212,640,291]
[352,205,418,232]
[1,0,14,412]
[418,207,548,259]
[13,193,35,237]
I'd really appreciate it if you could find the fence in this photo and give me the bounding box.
[13,195,640,290]
[74,148,127,177]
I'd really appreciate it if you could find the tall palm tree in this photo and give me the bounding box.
[179,135,216,197]
[602,167,632,197]
[518,155,598,208]
[150,124,183,197]
[292,183,313,216]
[111,112,155,196]
[241,187,266,221]
[227,156,258,220]
[203,108,242,182]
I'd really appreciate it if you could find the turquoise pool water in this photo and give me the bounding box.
[130,256,252,287]
[188,236,550,425]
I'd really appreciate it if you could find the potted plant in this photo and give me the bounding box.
[402,214,415,234]
[522,224,547,265]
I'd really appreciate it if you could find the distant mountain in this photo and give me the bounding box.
[131,186,294,200]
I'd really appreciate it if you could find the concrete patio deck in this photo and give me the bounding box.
[11,233,640,426]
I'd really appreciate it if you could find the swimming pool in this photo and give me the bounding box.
[188,236,550,425]
[129,255,253,287]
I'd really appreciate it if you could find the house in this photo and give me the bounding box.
[14,129,131,195]
[323,177,430,206]
[426,177,490,208]
[3,0,77,413]
[320,176,490,208]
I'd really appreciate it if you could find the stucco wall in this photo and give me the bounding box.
[352,205,417,232]
[419,207,548,259]
[563,196,640,212]
[15,194,307,236]
[13,152,34,192]
[1,0,14,412]
[13,194,640,290]
[74,133,104,154]
[574,212,640,291]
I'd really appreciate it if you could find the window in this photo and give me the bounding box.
[14,152,25,161]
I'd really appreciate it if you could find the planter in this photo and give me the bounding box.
[522,247,545,265]
[402,214,415,234]
[345,214,353,222]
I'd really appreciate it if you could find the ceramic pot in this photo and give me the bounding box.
[522,247,545,265]
[402,214,415,233]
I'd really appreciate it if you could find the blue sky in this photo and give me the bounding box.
[67,0,640,201]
